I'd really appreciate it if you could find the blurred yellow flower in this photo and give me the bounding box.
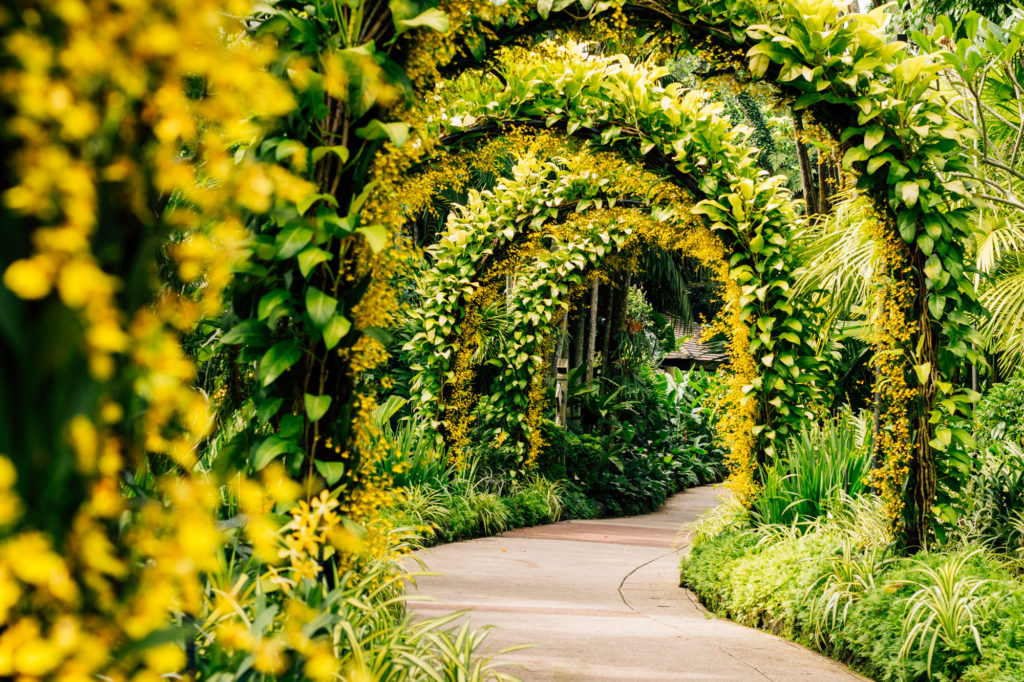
[2,256,53,299]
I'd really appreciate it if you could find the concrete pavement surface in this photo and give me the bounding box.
[407,484,870,681]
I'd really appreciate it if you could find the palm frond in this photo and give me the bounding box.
[979,253,1024,369]
[792,190,877,317]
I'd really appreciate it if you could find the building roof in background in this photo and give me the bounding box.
[664,320,726,364]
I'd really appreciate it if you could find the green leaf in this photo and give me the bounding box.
[356,224,388,253]
[864,125,885,150]
[304,393,332,422]
[917,234,934,255]
[252,436,290,471]
[306,287,338,328]
[899,181,920,207]
[260,340,302,386]
[311,145,349,165]
[355,120,409,147]
[952,427,977,449]
[221,319,269,346]
[314,460,346,485]
[297,247,332,278]
[396,8,450,33]
[914,362,931,385]
[275,226,314,259]
[258,289,291,322]
[363,326,393,345]
[274,139,306,162]
[323,314,352,350]
[537,0,554,19]
[257,397,283,424]
[923,254,942,280]
[932,426,952,451]
[842,146,871,169]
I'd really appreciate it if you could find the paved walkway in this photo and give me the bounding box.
[408,484,868,681]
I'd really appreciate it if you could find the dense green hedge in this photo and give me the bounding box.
[682,529,1024,681]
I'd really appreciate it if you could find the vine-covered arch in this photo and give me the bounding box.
[383,44,824,499]
[360,0,991,546]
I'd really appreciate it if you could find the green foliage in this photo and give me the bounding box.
[946,439,1024,554]
[531,369,726,517]
[807,542,893,647]
[683,493,1024,681]
[974,372,1024,444]
[558,487,600,520]
[372,397,452,488]
[387,474,568,544]
[915,10,1024,373]
[680,529,759,613]
[197,531,522,681]
[891,0,1016,36]
[505,478,563,528]
[404,40,825,463]
[899,551,989,678]
[752,410,874,526]
[390,484,452,538]
[465,486,510,536]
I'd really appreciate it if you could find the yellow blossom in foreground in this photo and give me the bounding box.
[2,256,53,299]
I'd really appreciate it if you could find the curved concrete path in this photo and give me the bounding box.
[408,484,869,681]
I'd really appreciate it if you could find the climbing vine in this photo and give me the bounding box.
[390,43,825,497]
[388,0,993,543]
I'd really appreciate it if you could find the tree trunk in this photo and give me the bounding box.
[585,278,599,383]
[599,284,613,382]
[872,297,884,473]
[817,150,841,213]
[602,275,631,381]
[793,114,820,216]
[571,305,585,373]
[907,259,940,552]
[549,312,567,382]
[569,304,586,426]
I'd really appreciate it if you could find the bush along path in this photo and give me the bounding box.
[407,485,866,681]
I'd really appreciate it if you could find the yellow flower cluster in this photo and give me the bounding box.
[402,0,517,88]
[0,467,224,680]
[203,478,353,681]
[0,1,314,678]
[706,286,761,503]
[445,285,494,466]
[335,393,398,568]
[865,206,917,534]
[525,340,554,468]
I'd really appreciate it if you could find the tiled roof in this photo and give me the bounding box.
[664,320,726,363]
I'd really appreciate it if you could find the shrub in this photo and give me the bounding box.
[505,477,563,527]
[388,485,451,539]
[559,485,600,519]
[196,532,521,681]
[372,397,451,488]
[951,440,1024,553]
[898,551,989,679]
[753,409,873,526]
[683,497,1024,682]
[443,487,482,542]
[975,371,1024,444]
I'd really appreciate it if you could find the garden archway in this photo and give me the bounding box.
[379,45,823,500]
[362,1,990,546]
